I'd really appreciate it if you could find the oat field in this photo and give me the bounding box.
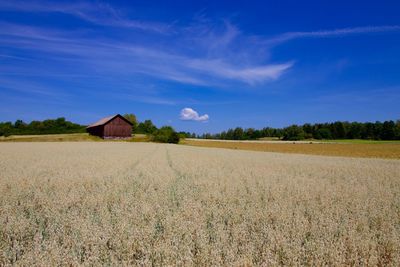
[1,142,400,266]
[183,139,400,159]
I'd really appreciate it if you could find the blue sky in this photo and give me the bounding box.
[0,0,399,133]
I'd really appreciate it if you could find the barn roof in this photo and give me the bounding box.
[86,114,133,128]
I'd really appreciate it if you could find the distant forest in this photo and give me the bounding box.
[1,117,399,141]
[0,115,162,137]
[0,118,86,136]
[195,120,400,141]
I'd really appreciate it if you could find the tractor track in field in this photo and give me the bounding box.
[103,144,161,180]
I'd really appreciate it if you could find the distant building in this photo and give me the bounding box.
[86,114,132,139]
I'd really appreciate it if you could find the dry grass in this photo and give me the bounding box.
[129,134,151,142]
[182,139,400,159]
[0,133,101,142]
[1,142,399,266]
[0,133,150,143]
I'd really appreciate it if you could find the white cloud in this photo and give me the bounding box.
[264,25,400,46]
[0,1,169,33]
[0,22,292,86]
[180,108,209,122]
[2,3,400,89]
[186,59,293,84]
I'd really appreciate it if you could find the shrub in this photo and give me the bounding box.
[316,128,332,139]
[152,126,180,144]
[283,125,305,141]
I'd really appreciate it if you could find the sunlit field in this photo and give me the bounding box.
[0,133,149,142]
[183,139,400,159]
[1,142,399,266]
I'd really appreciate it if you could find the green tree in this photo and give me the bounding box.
[396,120,400,139]
[362,122,375,139]
[137,119,157,134]
[347,122,362,139]
[0,122,13,137]
[381,120,396,140]
[331,121,346,139]
[301,123,313,139]
[283,125,305,141]
[245,128,259,139]
[233,127,244,140]
[14,119,26,129]
[316,128,332,139]
[123,114,138,133]
[152,126,180,144]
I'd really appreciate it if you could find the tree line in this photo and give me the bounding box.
[195,120,400,141]
[0,118,86,136]
[123,114,179,143]
[2,116,399,141]
[0,114,181,144]
[0,115,163,136]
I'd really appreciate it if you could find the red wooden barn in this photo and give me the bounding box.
[86,114,133,139]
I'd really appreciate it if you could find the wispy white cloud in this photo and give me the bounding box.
[113,93,177,105]
[0,1,169,33]
[3,2,399,93]
[264,25,400,46]
[186,59,293,84]
[0,22,292,85]
[183,20,240,54]
[0,54,30,60]
[0,77,70,98]
[309,86,400,104]
[180,108,209,122]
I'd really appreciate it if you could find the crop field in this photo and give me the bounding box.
[1,142,400,266]
[0,133,149,142]
[0,133,100,142]
[183,139,400,159]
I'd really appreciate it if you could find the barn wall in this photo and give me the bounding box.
[87,125,104,137]
[103,116,132,137]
